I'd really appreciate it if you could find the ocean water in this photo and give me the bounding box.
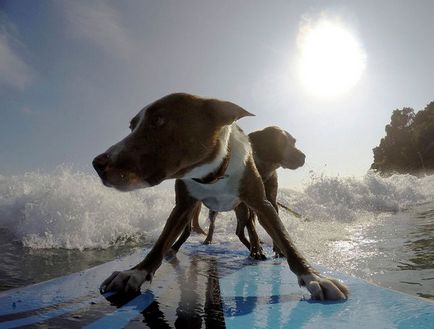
[0,167,433,301]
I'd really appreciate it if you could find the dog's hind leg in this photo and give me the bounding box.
[170,202,203,254]
[170,221,191,255]
[203,210,218,244]
[235,203,251,251]
[245,209,266,260]
[191,203,206,235]
[264,173,285,258]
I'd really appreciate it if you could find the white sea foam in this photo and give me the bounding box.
[0,167,433,250]
[0,167,175,250]
[279,171,434,222]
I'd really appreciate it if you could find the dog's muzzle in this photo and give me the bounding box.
[93,153,152,190]
[93,153,110,177]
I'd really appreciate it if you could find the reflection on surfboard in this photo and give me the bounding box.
[0,243,433,328]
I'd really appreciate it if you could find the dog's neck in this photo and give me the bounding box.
[253,156,280,180]
[192,145,231,184]
[182,125,232,183]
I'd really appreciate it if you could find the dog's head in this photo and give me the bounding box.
[249,126,305,170]
[92,93,253,191]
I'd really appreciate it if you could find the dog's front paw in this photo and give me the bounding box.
[203,237,213,245]
[250,250,267,260]
[298,273,349,301]
[250,246,267,260]
[100,269,153,295]
[272,245,285,258]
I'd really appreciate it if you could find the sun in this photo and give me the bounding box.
[296,18,366,99]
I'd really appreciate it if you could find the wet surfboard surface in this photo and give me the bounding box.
[0,243,433,329]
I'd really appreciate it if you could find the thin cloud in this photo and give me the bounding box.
[61,1,134,59]
[0,27,32,89]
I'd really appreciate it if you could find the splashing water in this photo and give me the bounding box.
[0,167,175,250]
[279,172,434,222]
[1,167,433,250]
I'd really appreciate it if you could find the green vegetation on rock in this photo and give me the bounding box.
[371,102,434,175]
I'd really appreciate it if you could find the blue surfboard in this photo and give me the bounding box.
[0,243,433,328]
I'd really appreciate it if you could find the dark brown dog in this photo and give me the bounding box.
[171,126,305,260]
[93,93,348,300]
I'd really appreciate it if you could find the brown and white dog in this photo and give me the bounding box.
[93,93,349,301]
[171,126,306,260]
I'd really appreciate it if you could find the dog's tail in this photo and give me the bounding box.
[277,202,302,218]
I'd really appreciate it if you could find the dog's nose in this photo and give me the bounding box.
[298,152,306,166]
[300,152,306,163]
[92,153,110,173]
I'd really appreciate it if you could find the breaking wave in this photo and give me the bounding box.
[0,167,174,250]
[0,167,433,250]
[279,172,434,222]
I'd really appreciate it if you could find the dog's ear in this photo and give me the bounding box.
[206,99,255,126]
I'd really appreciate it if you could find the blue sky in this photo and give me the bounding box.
[1,0,433,189]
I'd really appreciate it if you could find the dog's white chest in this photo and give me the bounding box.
[202,195,239,212]
[181,123,251,212]
[184,179,240,212]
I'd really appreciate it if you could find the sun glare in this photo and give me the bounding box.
[297,18,366,99]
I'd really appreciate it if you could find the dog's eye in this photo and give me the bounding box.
[149,116,166,128]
